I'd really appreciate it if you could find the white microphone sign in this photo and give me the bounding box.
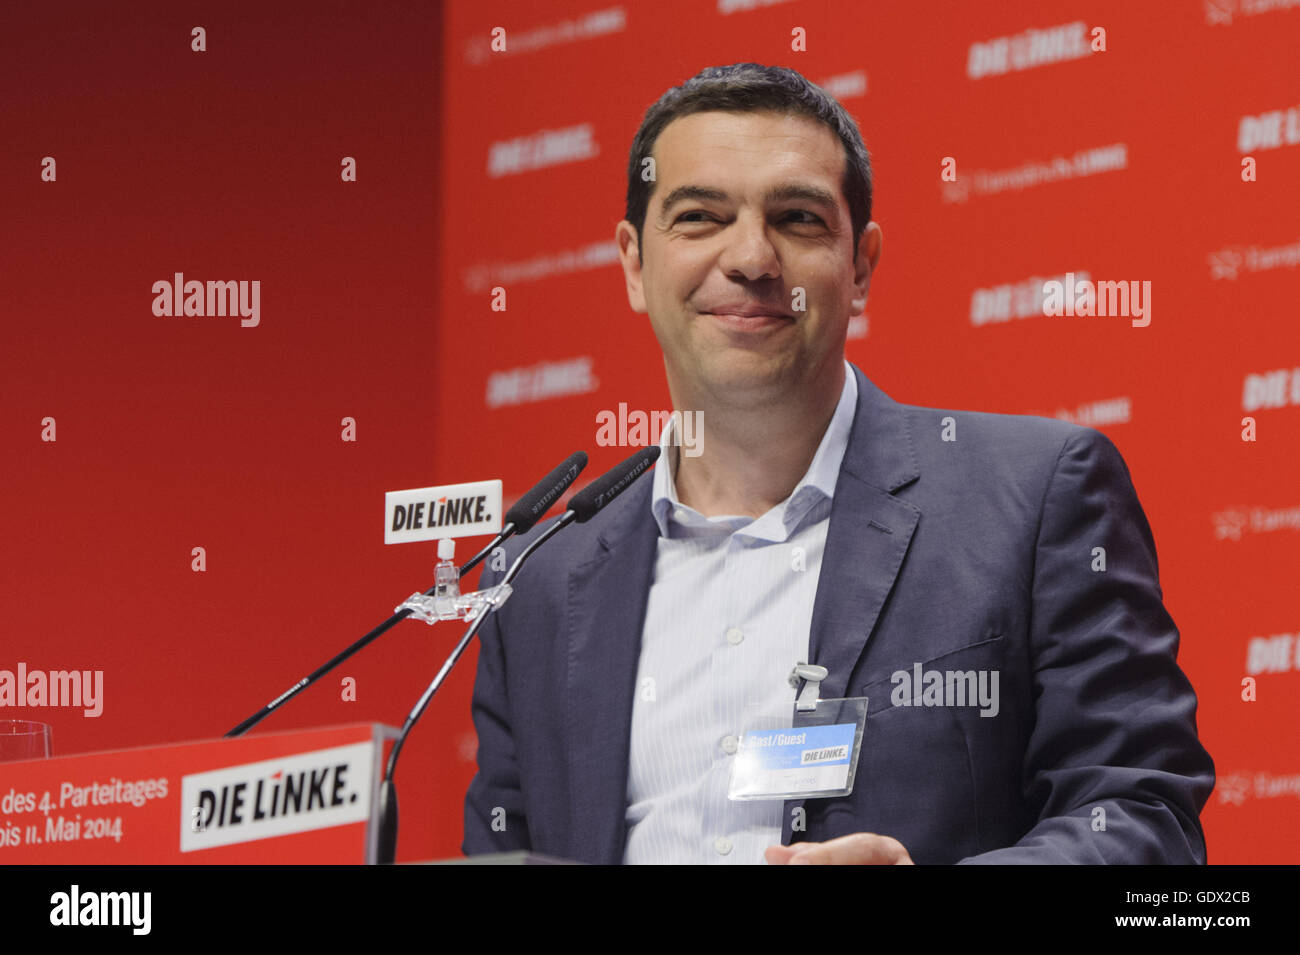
[384,479,503,544]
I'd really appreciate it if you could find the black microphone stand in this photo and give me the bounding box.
[224,533,507,739]
[375,513,576,863]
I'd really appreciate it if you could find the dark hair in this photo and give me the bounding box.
[625,63,872,262]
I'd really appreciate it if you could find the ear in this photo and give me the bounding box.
[616,220,648,314]
[849,221,882,315]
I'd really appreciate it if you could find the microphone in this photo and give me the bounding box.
[375,445,661,862]
[567,445,661,524]
[494,445,662,588]
[224,451,589,738]
[506,451,588,532]
[457,450,588,577]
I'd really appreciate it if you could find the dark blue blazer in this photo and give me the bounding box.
[462,363,1215,864]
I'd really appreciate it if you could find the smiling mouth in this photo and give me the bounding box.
[701,310,794,331]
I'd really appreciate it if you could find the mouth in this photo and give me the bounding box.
[700,308,795,332]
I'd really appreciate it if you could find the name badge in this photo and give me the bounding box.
[728,696,868,801]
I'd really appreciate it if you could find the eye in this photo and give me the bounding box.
[675,210,714,223]
[783,210,824,225]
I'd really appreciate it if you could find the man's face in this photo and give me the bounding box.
[617,109,881,407]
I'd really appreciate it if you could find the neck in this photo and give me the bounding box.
[671,362,846,518]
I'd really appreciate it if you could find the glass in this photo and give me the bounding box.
[0,720,52,762]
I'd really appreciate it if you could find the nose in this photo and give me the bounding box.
[717,211,780,282]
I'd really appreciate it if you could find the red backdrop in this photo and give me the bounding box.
[3,0,1297,863]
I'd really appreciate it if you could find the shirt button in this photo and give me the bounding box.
[725,627,744,645]
[673,508,688,522]
[714,836,733,856]
[722,734,739,754]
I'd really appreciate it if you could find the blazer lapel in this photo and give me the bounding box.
[563,478,659,864]
[782,363,921,845]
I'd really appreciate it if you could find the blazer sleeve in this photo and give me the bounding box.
[958,428,1215,863]
[462,563,533,856]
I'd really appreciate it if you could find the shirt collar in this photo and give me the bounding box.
[651,360,858,541]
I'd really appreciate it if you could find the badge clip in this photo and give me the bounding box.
[789,662,828,711]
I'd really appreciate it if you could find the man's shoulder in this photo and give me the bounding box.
[841,375,1147,529]
[850,365,1122,487]
[894,395,1100,455]
[871,387,1122,489]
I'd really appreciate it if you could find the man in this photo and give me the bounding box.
[463,63,1214,864]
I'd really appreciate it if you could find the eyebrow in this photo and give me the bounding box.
[657,182,840,220]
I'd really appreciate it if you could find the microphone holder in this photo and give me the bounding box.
[375,512,575,863]
[396,583,513,624]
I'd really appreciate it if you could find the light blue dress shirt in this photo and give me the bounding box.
[623,362,858,864]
